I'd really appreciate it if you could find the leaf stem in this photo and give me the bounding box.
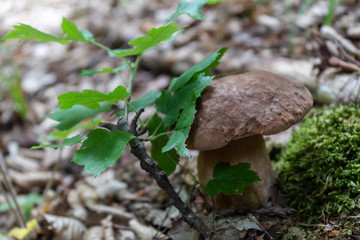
[145,115,165,139]
[177,162,200,185]
[116,72,128,88]
[148,131,174,141]
[143,111,157,128]
[125,54,142,120]
[90,41,131,66]
[128,54,142,94]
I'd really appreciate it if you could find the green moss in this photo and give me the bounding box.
[337,220,360,238]
[279,105,360,223]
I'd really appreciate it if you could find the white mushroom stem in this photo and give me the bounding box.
[197,134,274,210]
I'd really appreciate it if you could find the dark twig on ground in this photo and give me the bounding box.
[99,117,211,239]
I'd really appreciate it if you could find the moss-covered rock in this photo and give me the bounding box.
[279,105,360,223]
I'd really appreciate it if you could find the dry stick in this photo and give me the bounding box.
[99,119,211,239]
[0,151,26,227]
[0,172,22,227]
[248,214,273,240]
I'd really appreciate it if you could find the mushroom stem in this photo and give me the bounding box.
[197,134,274,210]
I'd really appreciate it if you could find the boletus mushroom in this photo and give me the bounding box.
[187,70,313,210]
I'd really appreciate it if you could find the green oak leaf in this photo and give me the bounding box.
[205,163,261,196]
[61,17,93,41]
[2,23,67,43]
[3,17,93,43]
[31,135,83,149]
[58,85,129,109]
[169,47,227,91]
[157,73,213,127]
[155,90,179,120]
[147,114,179,175]
[168,0,223,21]
[50,117,102,139]
[175,98,197,130]
[48,102,112,131]
[162,127,191,157]
[128,90,161,112]
[160,94,197,156]
[113,23,181,57]
[72,129,134,177]
[157,72,214,157]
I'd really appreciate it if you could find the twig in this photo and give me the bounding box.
[0,174,22,227]
[130,108,145,135]
[248,213,273,240]
[100,118,211,239]
[0,151,26,227]
[154,204,174,239]
[333,215,360,220]
[210,197,216,239]
[125,54,142,121]
[298,222,335,228]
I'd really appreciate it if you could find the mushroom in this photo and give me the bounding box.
[187,70,313,210]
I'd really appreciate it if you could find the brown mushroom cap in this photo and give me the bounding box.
[187,70,313,150]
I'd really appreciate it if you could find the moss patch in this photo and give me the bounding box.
[278,105,360,223]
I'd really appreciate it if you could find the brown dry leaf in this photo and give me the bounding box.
[316,69,360,105]
[167,219,199,240]
[7,141,40,171]
[129,219,169,240]
[101,215,115,240]
[84,226,103,240]
[328,230,341,237]
[41,214,87,240]
[76,184,135,222]
[9,169,61,189]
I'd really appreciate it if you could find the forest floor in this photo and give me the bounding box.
[1,0,360,239]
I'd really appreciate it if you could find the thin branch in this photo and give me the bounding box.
[248,214,273,240]
[128,54,142,95]
[0,151,26,227]
[90,41,131,66]
[148,131,174,141]
[125,54,142,121]
[177,162,199,186]
[0,175,23,227]
[130,108,145,134]
[101,118,211,239]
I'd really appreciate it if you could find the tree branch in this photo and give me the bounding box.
[100,118,210,239]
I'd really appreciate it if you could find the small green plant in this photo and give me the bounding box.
[2,1,260,237]
[0,193,41,221]
[323,0,338,26]
[0,66,27,119]
[279,105,360,223]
